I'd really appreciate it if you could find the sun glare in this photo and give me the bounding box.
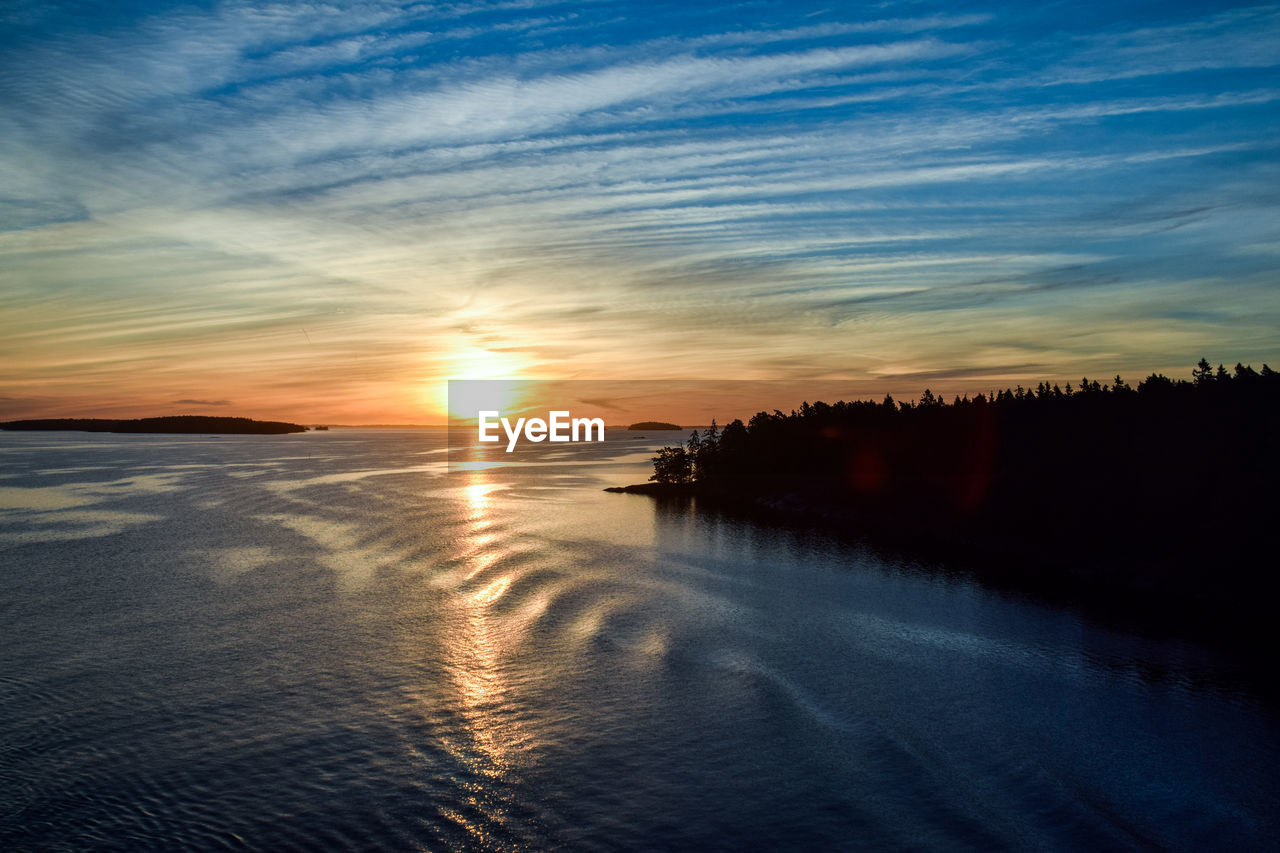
[431,346,532,421]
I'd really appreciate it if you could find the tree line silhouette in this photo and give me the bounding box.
[647,359,1279,639]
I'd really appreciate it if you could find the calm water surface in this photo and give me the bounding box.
[0,429,1275,851]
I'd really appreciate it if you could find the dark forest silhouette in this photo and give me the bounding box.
[0,416,306,434]
[634,360,1280,643]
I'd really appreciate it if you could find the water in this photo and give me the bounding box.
[0,429,1275,851]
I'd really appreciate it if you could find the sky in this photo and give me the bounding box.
[1,0,1278,423]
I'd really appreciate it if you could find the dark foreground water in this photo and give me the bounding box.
[0,430,1275,851]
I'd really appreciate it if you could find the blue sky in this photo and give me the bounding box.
[1,0,1277,421]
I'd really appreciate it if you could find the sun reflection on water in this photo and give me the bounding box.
[439,470,528,798]
[464,480,495,518]
[461,476,503,578]
[472,575,511,605]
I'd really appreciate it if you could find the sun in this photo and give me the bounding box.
[432,346,532,421]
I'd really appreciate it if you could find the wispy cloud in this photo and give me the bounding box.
[1,0,1277,419]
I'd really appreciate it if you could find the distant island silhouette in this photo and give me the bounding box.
[628,421,681,430]
[609,359,1280,647]
[1,416,306,435]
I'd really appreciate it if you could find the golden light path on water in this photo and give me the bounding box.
[461,479,502,581]
[436,468,530,843]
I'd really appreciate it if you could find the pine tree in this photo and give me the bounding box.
[1193,357,1213,386]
